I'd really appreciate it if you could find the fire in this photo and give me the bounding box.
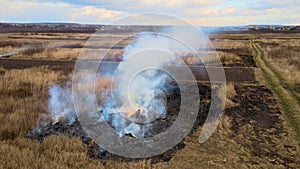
[119,105,147,118]
[119,107,137,117]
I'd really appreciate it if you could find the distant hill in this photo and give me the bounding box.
[0,23,299,33]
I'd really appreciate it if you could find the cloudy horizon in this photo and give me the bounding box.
[1,0,299,26]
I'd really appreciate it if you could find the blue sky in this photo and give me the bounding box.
[0,0,299,26]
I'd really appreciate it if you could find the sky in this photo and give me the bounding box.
[0,0,299,26]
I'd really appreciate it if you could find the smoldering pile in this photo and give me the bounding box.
[27,82,211,162]
[28,26,213,161]
[28,83,184,161]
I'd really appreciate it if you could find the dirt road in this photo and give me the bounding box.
[252,43,300,139]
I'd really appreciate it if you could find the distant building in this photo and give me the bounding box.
[248,25,258,30]
[283,26,292,31]
[248,25,300,31]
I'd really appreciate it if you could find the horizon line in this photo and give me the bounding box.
[1,21,299,27]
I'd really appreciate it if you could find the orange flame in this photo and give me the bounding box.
[119,107,139,118]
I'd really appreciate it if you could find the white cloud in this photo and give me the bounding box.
[185,8,220,16]
[71,6,124,22]
[24,0,224,12]
[0,0,125,23]
[220,7,238,15]
[0,0,299,25]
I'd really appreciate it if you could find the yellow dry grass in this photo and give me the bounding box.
[0,46,14,54]
[225,83,239,109]
[0,67,158,169]
[0,67,64,139]
[218,52,241,66]
[163,115,250,169]
[1,32,299,169]
[264,45,300,83]
[0,32,132,61]
[212,40,249,50]
[14,48,81,61]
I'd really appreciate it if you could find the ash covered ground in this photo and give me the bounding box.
[28,83,211,162]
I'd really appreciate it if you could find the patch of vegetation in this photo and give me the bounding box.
[252,43,300,139]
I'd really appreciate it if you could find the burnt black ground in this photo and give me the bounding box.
[27,82,300,166]
[27,83,211,163]
[225,84,299,167]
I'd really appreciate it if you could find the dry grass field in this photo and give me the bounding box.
[0,33,132,61]
[259,35,300,83]
[0,31,299,168]
[252,34,300,143]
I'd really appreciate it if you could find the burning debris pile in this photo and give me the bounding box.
[29,26,213,160]
[28,82,211,161]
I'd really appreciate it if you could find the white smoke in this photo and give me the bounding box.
[46,26,209,138]
[48,84,75,125]
[97,26,208,137]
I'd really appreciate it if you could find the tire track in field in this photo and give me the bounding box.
[252,43,300,139]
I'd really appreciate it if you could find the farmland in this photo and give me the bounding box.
[0,26,299,168]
